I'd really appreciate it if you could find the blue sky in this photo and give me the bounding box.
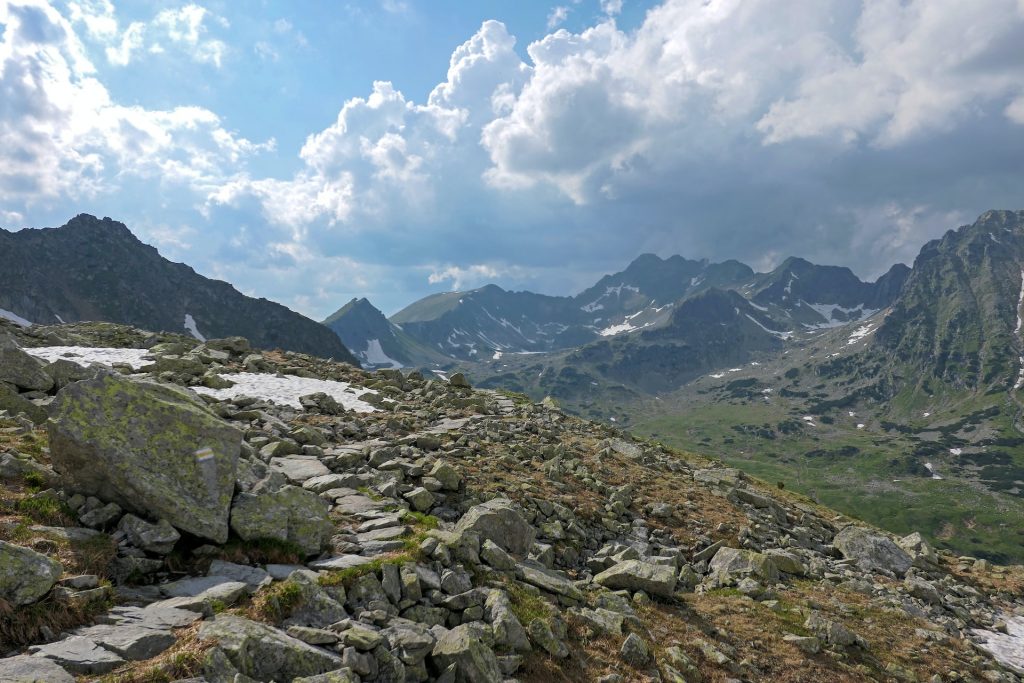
[2,0,1024,318]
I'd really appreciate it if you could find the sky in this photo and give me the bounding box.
[2,0,1024,318]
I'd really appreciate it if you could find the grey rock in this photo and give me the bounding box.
[118,514,181,554]
[431,623,503,682]
[0,654,74,683]
[594,560,677,598]
[197,614,344,681]
[230,481,333,556]
[833,525,912,576]
[31,636,125,675]
[48,374,242,543]
[452,498,535,557]
[708,547,780,584]
[0,540,62,605]
[72,623,176,660]
[271,456,331,484]
[208,560,272,592]
[619,633,650,666]
[0,340,53,391]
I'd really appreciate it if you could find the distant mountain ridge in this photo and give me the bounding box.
[376,251,908,363]
[0,214,358,364]
[322,298,450,369]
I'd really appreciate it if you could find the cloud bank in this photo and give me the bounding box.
[2,0,1024,316]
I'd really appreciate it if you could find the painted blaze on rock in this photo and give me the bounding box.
[48,373,241,543]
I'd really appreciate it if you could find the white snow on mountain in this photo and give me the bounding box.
[0,308,32,327]
[362,339,402,368]
[25,346,154,368]
[193,372,378,412]
[184,314,206,342]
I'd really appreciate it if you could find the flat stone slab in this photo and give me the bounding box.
[356,514,403,532]
[0,654,74,683]
[267,563,306,580]
[517,561,583,600]
[302,473,350,493]
[270,455,331,483]
[208,560,273,592]
[31,636,125,675]
[333,494,388,515]
[159,575,246,600]
[308,554,376,571]
[100,601,204,629]
[73,623,176,660]
[356,526,408,543]
[29,525,102,543]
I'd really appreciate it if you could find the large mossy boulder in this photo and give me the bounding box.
[0,339,53,392]
[452,498,535,557]
[833,525,912,576]
[48,373,241,543]
[0,540,63,605]
[594,560,678,598]
[229,480,333,556]
[198,615,343,681]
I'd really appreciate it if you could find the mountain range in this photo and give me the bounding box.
[0,214,358,364]
[3,209,1024,562]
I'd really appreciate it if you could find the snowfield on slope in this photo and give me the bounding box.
[24,346,378,412]
[192,373,379,412]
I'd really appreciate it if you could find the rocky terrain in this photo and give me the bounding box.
[0,317,1023,682]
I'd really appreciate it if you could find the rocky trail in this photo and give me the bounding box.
[0,319,1022,682]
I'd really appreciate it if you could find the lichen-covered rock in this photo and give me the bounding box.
[430,623,502,682]
[197,614,344,681]
[0,654,75,683]
[118,514,180,554]
[0,339,54,391]
[452,498,535,557]
[229,480,333,556]
[833,526,912,576]
[48,373,241,543]
[594,560,677,598]
[0,540,63,605]
[708,547,780,584]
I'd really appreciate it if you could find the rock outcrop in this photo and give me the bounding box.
[48,372,241,542]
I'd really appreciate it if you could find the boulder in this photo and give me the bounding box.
[833,526,912,576]
[0,340,53,392]
[452,498,535,557]
[708,547,780,584]
[0,540,63,605]
[594,560,677,598]
[198,614,344,681]
[428,460,462,491]
[431,623,502,682]
[229,480,333,556]
[118,514,180,554]
[0,382,48,424]
[48,374,241,543]
[0,654,74,683]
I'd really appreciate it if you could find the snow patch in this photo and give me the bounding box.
[800,301,879,329]
[55,314,65,324]
[973,616,1024,674]
[744,314,793,340]
[492,350,503,360]
[857,423,865,429]
[184,314,206,342]
[847,324,877,345]
[923,462,943,480]
[710,373,725,379]
[949,448,962,456]
[0,308,32,327]
[25,346,154,369]
[363,339,402,369]
[193,373,378,412]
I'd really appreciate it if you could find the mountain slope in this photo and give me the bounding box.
[322,297,452,369]
[0,214,358,364]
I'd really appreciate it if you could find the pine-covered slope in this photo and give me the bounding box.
[0,214,358,364]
